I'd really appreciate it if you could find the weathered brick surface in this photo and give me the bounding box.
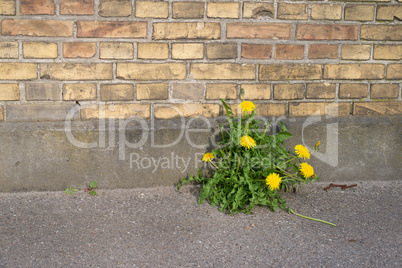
[255,103,286,117]
[324,64,385,80]
[77,21,147,38]
[354,102,401,116]
[371,84,399,99]
[0,106,3,121]
[278,3,307,20]
[373,45,402,60]
[361,25,402,41]
[311,4,342,20]
[339,84,368,99]
[306,83,336,99]
[206,44,237,59]
[41,63,112,80]
[154,104,219,119]
[99,0,131,17]
[138,43,169,60]
[117,63,186,80]
[172,83,204,100]
[154,23,220,40]
[274,45,304,60]
[60,0,94,15]
[23,42,58,59]
[100,42,134,59]
[136,1,169,18]
[290,102,350,117]
[377,5,402,20]
[241,44,272,59]
[190,64,255,80]
[260,64,322,81]
[387,64,402,79]
[63,83,97,101]
[308,44,338,59]
[63,43,96,58]
[171,43,204,59]
[81,104,150,119]
[26,83,60,101]
[0,42,18,59]
[173,2,204,19]
[227,23,291,39]
[0,83,19,101]
[0,63,37,80]
[296,25,358,40]
[207,2,239,19]
[0,0,15,15]
[7,104,77,121]
[344,5,375,21]
[2,20,74,37]
[136,83,168,100]
[101,84,134,101]
[20,0,55,15]
[341,45,371,60]
[242,84,270,100]
[274,84,304,100]
[243,2,274,19]
[206,84,237,100]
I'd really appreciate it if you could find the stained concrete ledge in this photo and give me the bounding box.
[0,115,401,192]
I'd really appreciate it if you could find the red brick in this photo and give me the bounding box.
[308,44,338,59]
[60,0,94,15]
[241,44,272,59]
[227,23,291,39]
[275,45,304,60]
[1,20,73,37]
[20,0,55,15]
[296,24,358,40]
[77,21,147,38]
[63,42,96,58]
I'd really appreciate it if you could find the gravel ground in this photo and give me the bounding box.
[0,181,401,267]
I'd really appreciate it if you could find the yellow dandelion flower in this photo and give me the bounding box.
[295,144,310,160]
[202,152,214,162]
[300,163,314,178]
[240,136,256,149]
[266,173,282,191]
[240,101,255,112]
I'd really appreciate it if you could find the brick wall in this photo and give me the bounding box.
[0,0,401,122]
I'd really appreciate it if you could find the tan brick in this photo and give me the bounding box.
[377,5,402,20]
[77,21,147,38]
[154,104,219,119]
[117,63,186,80]
[308,44,338,59]
[99,0,131,17]
[60,0,94,15]
[306,83,336,99]
[361,25,402,41]
[387,64,402,79]
[135,1,168,18]
[206,84,237,100]
[81,104,150,119]
[341,45,371,60]
[242,84,270,100]
[297,24,358,40]
[324,64,385,80]
[0,63,37,80]
[241,44,272,59]
[243,2,274,19]
[63,42,96,58]
[274,84,304,100]
[260,64,322,81]
[374,45,402,60]
[100,42,133,60]
[23,42,58,59]
[345,5,375,21]
[207,43,237,59]
[7,104,77,121]
[290,102,350,117]
[371,84,399,99]
[255,103,286,117]
[41,63,112,80]
[173,2,204,19]
[354,102,401,116]
[227,23,291,39]
[0,84,19,100]
[26,83,59,101]
[0,42,18,59]
[190,63,255,80]
[2,20,74,37]
[172,83,203,100]
[21,0,55,15]
[101,84,134,101]
[0,106,3,121]
[311,4,342,20]
[138,43,168,60]
[207,2,239,18]
[154,23,220,40]
[339,84,368,99]
[63,83,97,101]
[0,0,15,15]
[275,45,304,60]
[278,3,307,20]
[136,83,168,100]
[172,43,204,59]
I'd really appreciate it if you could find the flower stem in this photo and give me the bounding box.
[289,209,336,227]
